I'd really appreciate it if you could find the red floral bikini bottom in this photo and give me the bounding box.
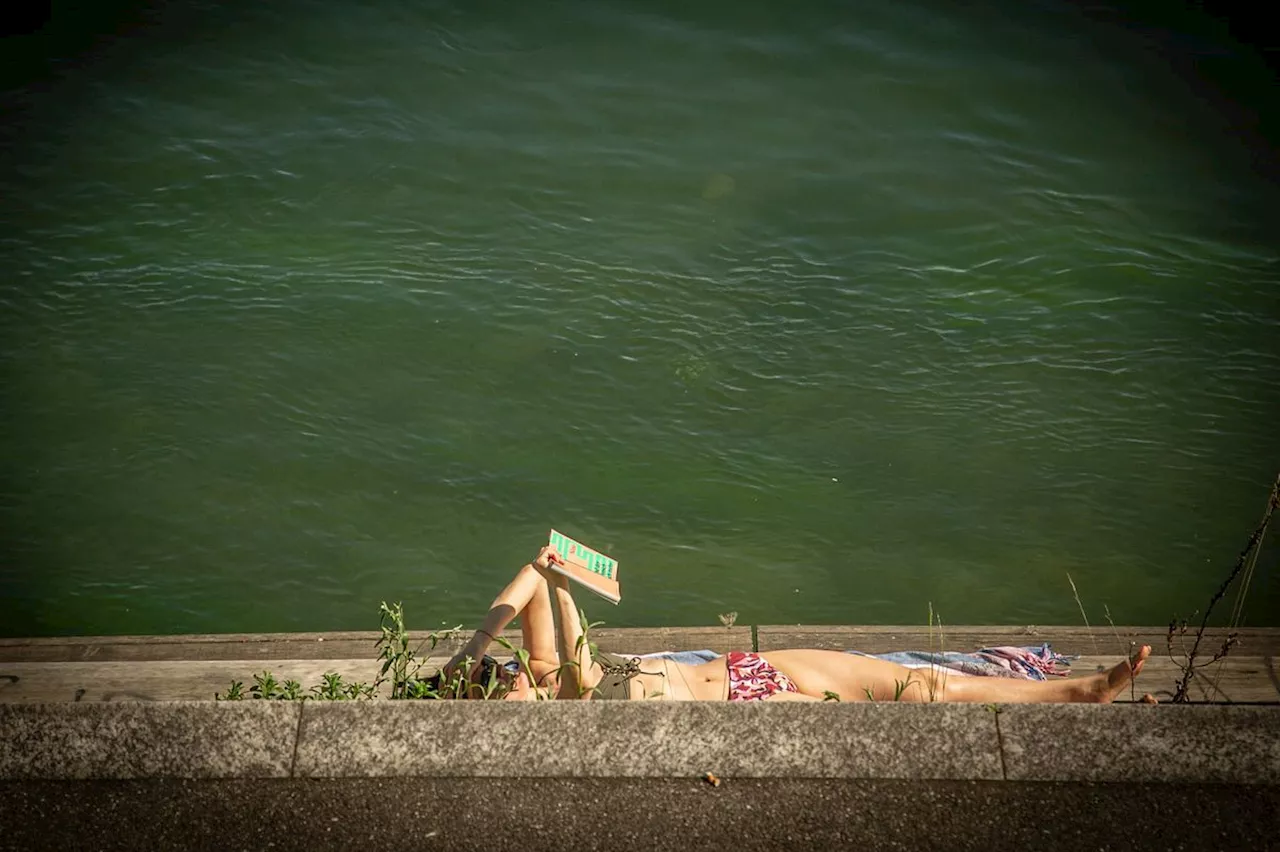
[725,651,799,701]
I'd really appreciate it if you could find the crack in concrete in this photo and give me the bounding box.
[288,704,305,778]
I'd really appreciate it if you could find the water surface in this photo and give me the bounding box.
[2,1,1277,636]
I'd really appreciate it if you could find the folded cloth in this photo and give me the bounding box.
[640,650,721,666]
[849,644,1073,681]
[643,644,1073,681]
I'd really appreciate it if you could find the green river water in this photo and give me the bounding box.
[2,1,1277,637]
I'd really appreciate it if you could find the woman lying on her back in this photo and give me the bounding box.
[438,546,1150,703]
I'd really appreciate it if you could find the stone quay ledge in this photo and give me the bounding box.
[1,624,1276,705]
[0,625,1276,786]
[2,626,1277,851]
[1,699,1278,785]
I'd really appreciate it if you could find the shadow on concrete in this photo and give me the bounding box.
[3,777,1278,852]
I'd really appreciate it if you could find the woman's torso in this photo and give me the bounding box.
[614,650,855,701]
[619,657,726,701]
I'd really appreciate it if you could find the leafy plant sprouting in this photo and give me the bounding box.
[569,608,607,699]
[376,601,465,699]
[862,677,913,702]
[215,669,376,701]
[822,690,841,702]
[312,672,346,701]
[215,680,244,701]
[377,601,417,699]
[249,671,280,700]
[308,671,373,701]
[213,599,599,702]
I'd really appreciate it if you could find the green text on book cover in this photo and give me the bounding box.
[549,530,617,580]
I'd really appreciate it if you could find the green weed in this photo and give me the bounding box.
[377,601,463,699]
[214,595,465,701]
[249,671,280,700]
[924,602,947,702]
[865,674,915,702]
[215,669,375,702]
[215,680,244,701]
[1065,572,1101,657]
[310,672,376,701]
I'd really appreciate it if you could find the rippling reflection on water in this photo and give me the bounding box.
[1,1,1276,636]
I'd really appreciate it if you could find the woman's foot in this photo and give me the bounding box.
[1084,644,1151,703]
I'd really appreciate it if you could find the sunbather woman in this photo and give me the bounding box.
[439,546,1150,703]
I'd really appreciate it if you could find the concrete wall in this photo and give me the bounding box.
[2,702,1277,784]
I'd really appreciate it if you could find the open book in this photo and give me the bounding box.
[546,529,621,604]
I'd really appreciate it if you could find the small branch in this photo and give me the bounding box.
[1066,573,1097,654]
[1171,473,1278,703]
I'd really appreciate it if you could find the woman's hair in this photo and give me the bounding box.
[416,655,510,699]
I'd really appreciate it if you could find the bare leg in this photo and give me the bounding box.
[767,646,1150,704]
[448,560,561,679]
[939,645,1150,704]
[517,566,559,674]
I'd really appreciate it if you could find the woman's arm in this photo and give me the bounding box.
[446,547,565,685]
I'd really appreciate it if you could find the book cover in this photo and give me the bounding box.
[546,529,621,604]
